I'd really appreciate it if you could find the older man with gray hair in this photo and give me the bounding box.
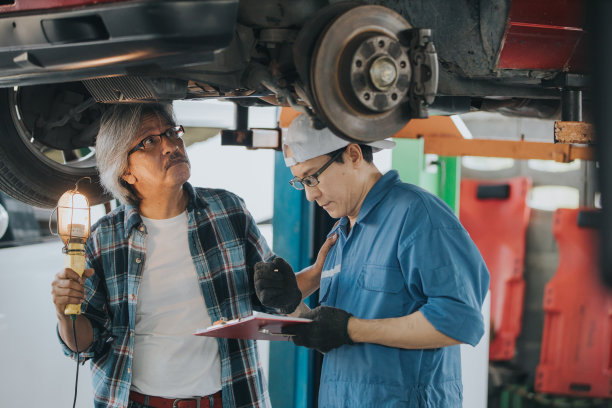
[50,104,333,408]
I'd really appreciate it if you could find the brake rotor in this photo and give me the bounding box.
[310,5,413,143]
[293,2,360,93]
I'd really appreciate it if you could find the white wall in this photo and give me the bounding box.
[0,241,94,407]
[461,291,491,408]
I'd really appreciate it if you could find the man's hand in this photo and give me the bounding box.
[51,267,94,319]
[283,306,354,353]
[254,257,302,314]
[314,232,338,273]
[51,267,95,352]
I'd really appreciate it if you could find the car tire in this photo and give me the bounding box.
[0,86,110,209]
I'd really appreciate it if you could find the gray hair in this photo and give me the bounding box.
[95,103,176,206]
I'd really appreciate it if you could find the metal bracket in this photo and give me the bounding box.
[401,28,439,118]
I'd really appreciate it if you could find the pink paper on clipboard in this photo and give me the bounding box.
[194,311,311,341]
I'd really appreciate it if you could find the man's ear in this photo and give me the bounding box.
[122,169,136,185]
[346,144,363,167]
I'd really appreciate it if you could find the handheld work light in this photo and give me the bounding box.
[56,184,91,315]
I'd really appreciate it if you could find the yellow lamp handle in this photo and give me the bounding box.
[64,242,86,315]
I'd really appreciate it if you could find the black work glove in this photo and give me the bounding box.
[283,306,354,354]
[254,257,302,314]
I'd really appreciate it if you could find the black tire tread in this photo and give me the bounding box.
[0,87,110,208]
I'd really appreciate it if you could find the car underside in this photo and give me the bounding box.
[0,0,588,207]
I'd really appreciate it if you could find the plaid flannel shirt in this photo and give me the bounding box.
[58,183,274,408]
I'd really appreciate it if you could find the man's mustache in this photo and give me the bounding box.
[165,153,189,169]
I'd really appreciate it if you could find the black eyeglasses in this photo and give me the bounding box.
[289,148,345,190]
[127,125,184,156]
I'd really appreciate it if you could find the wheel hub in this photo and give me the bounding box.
[350,35,411,112]
[307,4,437,142]
[370,56,397,91]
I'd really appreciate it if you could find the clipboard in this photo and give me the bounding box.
[194,311,312,341]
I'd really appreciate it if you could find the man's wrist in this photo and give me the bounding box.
[57,310,72,322]
[296,267,321,299]
[347,316,360,344]
[344,314,355,345]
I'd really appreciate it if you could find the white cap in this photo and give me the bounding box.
[282,114,396,167]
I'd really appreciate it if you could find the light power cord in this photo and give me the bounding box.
[71,314,79,408]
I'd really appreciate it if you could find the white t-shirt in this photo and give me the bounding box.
[131,211,222,398]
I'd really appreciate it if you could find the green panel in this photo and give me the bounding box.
[437,156,461,214]
[391,138,460,213]
[392,138,438,195]
[391,138,425,186]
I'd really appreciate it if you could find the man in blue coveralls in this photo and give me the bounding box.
[254,114,490,407]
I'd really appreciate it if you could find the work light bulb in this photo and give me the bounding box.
[57,190,91,246]
[56,188,91,315]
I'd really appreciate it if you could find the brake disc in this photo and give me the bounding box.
[309,5,436,142]
[293,2,360,102]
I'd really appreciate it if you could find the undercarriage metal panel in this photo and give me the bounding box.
[0,0,238,87]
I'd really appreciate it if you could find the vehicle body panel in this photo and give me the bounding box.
[497,0,587,72]
[0,0,238,87]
